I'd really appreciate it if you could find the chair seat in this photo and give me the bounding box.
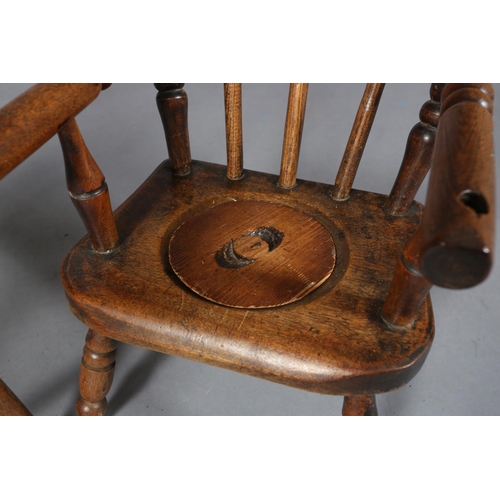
[61,160,434,396]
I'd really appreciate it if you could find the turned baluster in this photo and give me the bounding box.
[385,84,446,215]
[331,83,385,200]
[279,83,309,188]
[58,119,119,253]
[155,83,192,176]
[381,226,432,326]
[224,83,244,180]
[76,330,118,416]
[382,84,495,327]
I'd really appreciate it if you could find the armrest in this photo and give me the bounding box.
[0,83,104,181]
[420,84,495,288]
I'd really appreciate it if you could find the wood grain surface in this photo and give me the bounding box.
[169,200,335,308]
[420,84,495,288]
[385,83,446,215]
[0,379,32,416]
[381,226,433,326]
[279,84,309,188]
[155,84,192,175]
[0,83,102,180]
[342,395,378,416]
[76,330,117,416]
[332,83,385,200]
[62,161,434,396]
[58,118,119,252]
[224,83,244,180]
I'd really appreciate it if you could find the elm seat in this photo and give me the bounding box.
[62,160,434,397]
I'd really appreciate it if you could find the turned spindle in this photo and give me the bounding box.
[420,84,495,288]
[224,83,244,180]
[58,118,119,253]
[331,83,385,200]
[155,83,192,176]
[76,330,118,416]
[0,83,103,181]
[385,84,446,215]
[279,83,309,189]
[381,226,432,327]
[342,395,378,416]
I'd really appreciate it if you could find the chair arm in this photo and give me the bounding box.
[0,83,104,180]
[420,84,495,288]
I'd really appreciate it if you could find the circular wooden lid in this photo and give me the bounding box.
[169,200,336,308]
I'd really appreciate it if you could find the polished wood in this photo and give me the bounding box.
[0,83,103,180]
[76,330,117,416]
[331,83,385,200]
[58,118,119,253]
[169,200,336,308]
[381,226,433,327]
[4,82,492,415]
[440,83,494,114]
[155,83,192,175]
[62,161,434,397]
[385,84,446,215]
[154,84,184,92]
[382,84,496,328]
[59,118,105,194]
[224,83,244,180]
[342,395,378,416]
[0,379,32,416]
[420,84,495,288]
[279,83,309,188]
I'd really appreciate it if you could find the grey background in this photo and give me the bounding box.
[1,83,499,416]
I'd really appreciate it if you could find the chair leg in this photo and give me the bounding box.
[342,395,378,416]
[76,329,117,416]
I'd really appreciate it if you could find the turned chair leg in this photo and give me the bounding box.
[342,395,378,416]
[76,329,118,416]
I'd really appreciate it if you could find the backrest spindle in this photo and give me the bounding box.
[385,83,446,215]
[331,83,385,200]
[279,83,309,188]
[224,83,244,180]
[0,379,32,416]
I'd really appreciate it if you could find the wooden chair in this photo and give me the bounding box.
[1,83,495,416]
